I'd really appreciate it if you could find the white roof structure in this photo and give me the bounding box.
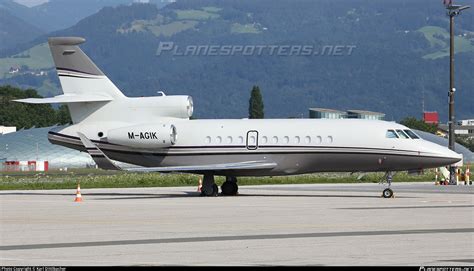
[0,125,95,168]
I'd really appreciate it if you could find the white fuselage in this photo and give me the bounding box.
[49,118,462,176]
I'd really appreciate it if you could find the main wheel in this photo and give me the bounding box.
[201,184,219,197]
[221,181,238,196]
[382,188,394,198]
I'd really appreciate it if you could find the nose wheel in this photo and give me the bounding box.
[382,188,394,198]
[380,171,395,198]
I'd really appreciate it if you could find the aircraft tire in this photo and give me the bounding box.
[201,184,219,197]
[382,188,393,198]
[221,181,238,196]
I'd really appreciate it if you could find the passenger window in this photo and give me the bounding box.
[294,136,301,144]
[327,136,333,143]
[272,136,278,144]
[261,136,268,144]
[216,136,222,144]
[305,136,311,144]
[226,136,233,144]
[316,136,322,144]
[238,136,244,144]
[283,136,289,144]
[386,130,398,139]
[404,130,420,139]
[396,129,409,139]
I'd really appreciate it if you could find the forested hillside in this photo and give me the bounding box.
[1,0,473,120]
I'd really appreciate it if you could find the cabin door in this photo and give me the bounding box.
[246,130,259,150]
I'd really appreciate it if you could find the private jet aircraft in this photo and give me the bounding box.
[16,37,462,198]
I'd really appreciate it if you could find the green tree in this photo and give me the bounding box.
[248,85,264,119]
[399,117,437,134]
[55,104,72,125]
[455,135,474,152]
[0,85,71,128]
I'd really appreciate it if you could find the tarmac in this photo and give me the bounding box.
[0,182,473,266]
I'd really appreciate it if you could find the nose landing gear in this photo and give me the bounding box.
[380,171,395,198]
[382,187,394,198]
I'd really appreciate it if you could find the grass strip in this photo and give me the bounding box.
[0,170,436,190]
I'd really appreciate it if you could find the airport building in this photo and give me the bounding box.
[308,108,347,119]
[438,119,474,138]
[0,126,16,135]
[308,108,385,120]
[423,111,439,125]
[0,125,95,171]
[346,110,385,120]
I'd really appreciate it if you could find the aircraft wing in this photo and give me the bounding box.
[77,132,121,170]
[125,161,277,173]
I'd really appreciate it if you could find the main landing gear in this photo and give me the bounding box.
[200,175,239,197]
[221,176,239,196]
[380,171,395,198]
[201,174,219,197]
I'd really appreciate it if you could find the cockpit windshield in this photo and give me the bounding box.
[404,129,420,139]
[386,130,399,138]
[386,129,421,139]
[396,129,410,139]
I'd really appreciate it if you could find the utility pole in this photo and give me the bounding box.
[443,0,470,184]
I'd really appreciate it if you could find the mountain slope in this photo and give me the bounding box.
[1,0,473,121]
[0,8,43,49]
[1,0,174,33]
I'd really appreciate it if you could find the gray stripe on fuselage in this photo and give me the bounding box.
[48,131,427,156]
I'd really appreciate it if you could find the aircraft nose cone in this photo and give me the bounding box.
[420,141,463,168]
[445,149,463,164]
[432,144,463,166]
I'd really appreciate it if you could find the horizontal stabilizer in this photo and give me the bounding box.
[77,132,121,170]
[14,94,113,104]
[125,161,277,173]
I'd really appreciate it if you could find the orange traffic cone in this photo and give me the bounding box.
[466,166,470,185]
[74,183,83,202]
[197,177,202,192]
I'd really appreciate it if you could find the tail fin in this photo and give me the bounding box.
[48,37,125,99]
[15,37,126,124]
